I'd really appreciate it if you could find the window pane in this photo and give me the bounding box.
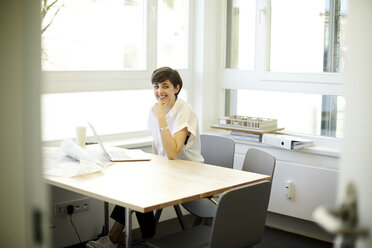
[235,90,345,138]
[270,0,326,72]
[41,89,188,141]
[41,90,153,140]
[226,0,256,69]
[41,0,145,70]
[157,0,189,68]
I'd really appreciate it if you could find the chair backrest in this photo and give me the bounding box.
[243,148,276,178]
[200,134,235,168]
[208,181,271,248]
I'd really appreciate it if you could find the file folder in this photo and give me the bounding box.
[262,133,314,150]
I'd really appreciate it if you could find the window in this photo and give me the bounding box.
[235,90,345,138]
[270,0,326,73]
[41,0,191,141]
[225,0,256,70]
[157,0,189,68]
[41,89,188,141]
[41,90,154,140]
[41,0,146,70]
[223,0,346,138]
[269,0,347,73]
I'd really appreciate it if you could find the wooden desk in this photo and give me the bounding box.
[45,153,270,247]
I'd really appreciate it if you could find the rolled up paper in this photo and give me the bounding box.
[61,139,101,164]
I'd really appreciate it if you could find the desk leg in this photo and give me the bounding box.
[125,208,132,248]
[173,205,187,230]
[103,201,109,235]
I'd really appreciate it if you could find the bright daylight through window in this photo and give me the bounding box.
[41,0,145,70]
[225,0,255,70]
[236,90,345,138]
[270,0,347,73]
[41,0,190,141]
[157,0,189,68]
[225,0,346,138]
[41,90,154,140]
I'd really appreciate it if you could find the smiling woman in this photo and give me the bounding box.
[149,67,203,162]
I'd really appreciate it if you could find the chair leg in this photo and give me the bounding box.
[173,205,187,230]
[192,217,203,226]
[155,206,187,230]
[154,209,163,227]
[205,218,213,226]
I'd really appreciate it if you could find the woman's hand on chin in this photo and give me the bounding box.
[152,101,168,117]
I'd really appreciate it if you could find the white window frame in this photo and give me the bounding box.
[218,0,343,96]
[41,0,193,140]
[217,0,344,146]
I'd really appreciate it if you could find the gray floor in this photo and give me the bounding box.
[74,214,332,248]
[255,227,332,248]
[119,214,333,248]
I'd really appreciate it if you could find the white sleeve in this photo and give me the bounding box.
[173,111,198,149]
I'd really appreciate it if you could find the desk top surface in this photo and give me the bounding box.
[45,153,270,212]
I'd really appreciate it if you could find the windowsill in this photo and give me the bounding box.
[105,132,341,157]
[231,138,341,157]
[206,130,342,158]
[43,130,341,158]
[42,133,153,149]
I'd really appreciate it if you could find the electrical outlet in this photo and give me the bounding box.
[285,180,294,200]
[55,198,90,216]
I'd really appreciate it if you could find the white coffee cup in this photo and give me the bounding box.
[75,126,86,148]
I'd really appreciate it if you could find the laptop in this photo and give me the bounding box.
[88,122,151,162]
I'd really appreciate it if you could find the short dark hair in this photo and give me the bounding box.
[151,67,183,96]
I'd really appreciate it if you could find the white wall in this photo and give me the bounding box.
[49,187,105,247]
[192,0,222,132]
[232,140,338,241]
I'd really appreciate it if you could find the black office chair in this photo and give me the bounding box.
[147,180,272,248]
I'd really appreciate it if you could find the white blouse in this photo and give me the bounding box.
[148,98,204,163]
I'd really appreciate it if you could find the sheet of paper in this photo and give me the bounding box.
[43,140,111,177]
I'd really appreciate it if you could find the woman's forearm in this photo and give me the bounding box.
[156,115,185,159]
